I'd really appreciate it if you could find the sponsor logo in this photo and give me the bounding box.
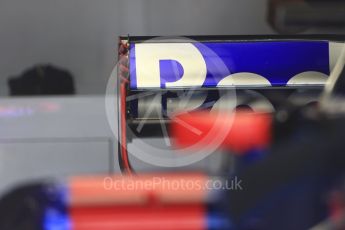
[130,41,330,89]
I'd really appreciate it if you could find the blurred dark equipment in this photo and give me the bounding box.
[268,0,345,33]
[0,183,47,230]
[8,65,75,96]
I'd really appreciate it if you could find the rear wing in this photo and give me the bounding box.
[122,35,345,90]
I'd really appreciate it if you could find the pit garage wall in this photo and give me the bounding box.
[0,0,272,96]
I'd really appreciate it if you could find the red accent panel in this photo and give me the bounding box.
[171,111,272,154]
[70,205,206,230]
[69,174,208,230]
